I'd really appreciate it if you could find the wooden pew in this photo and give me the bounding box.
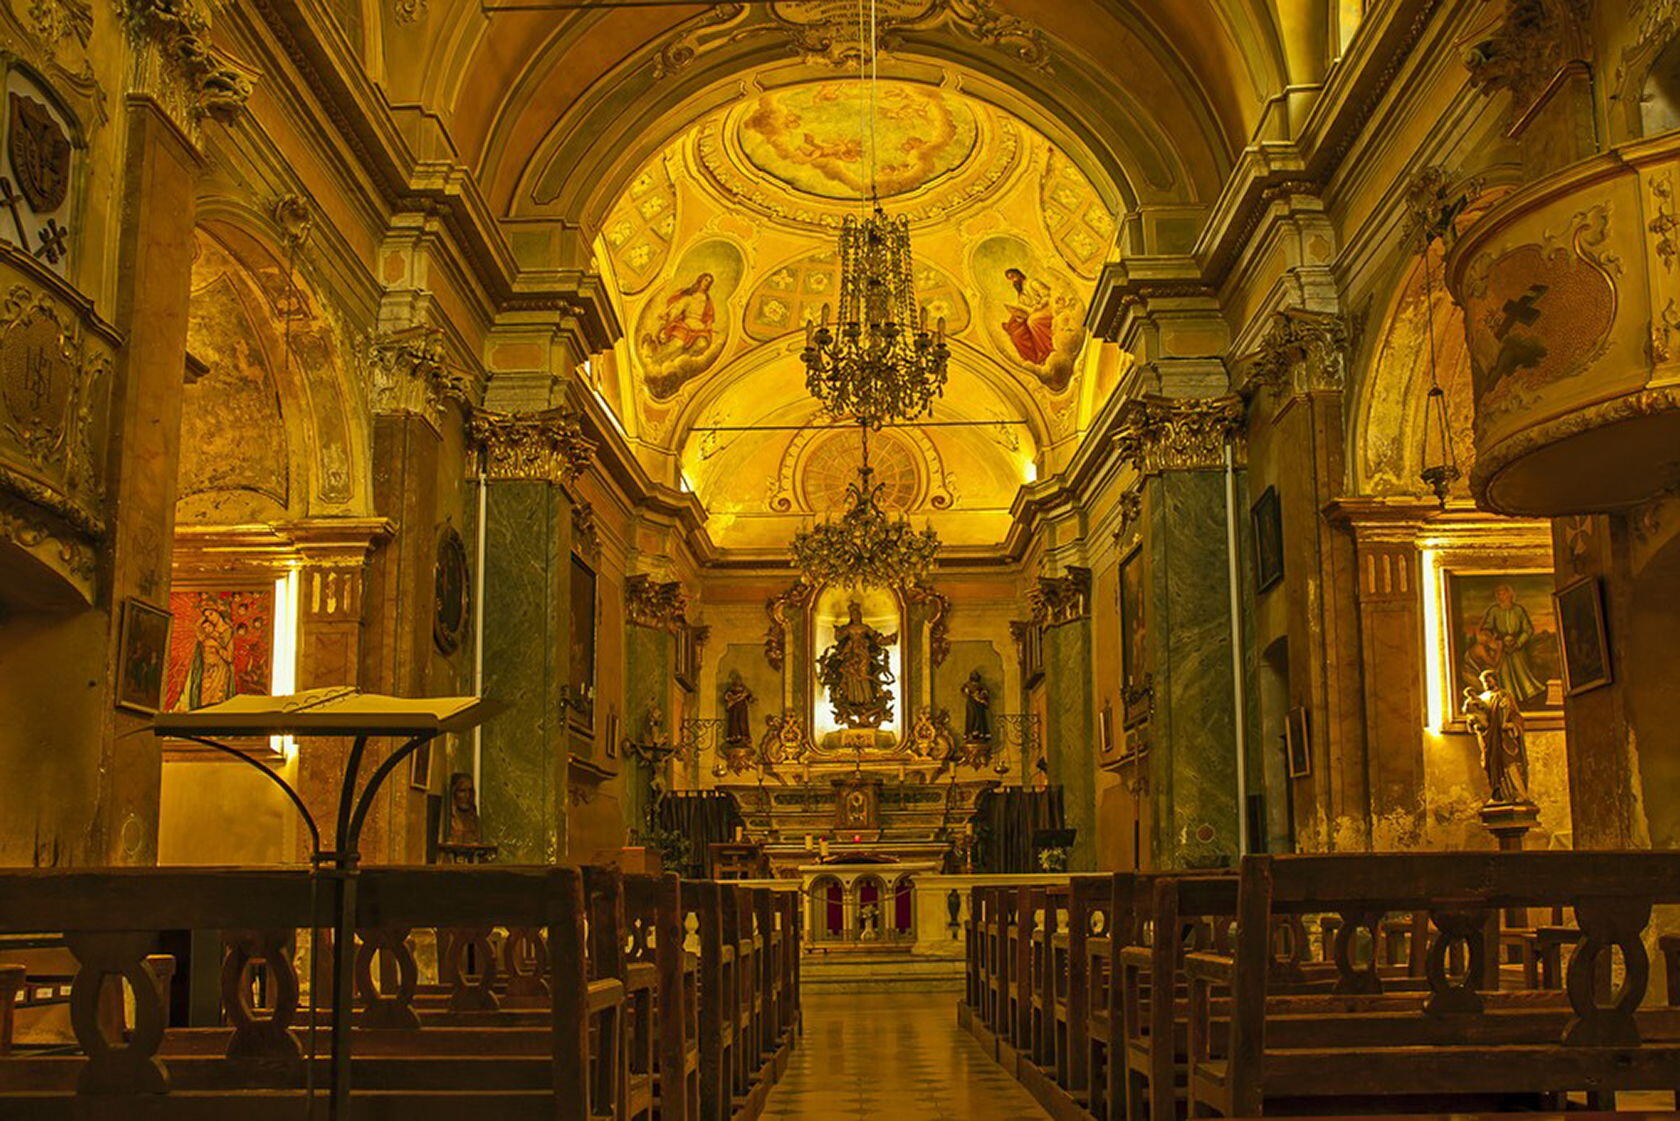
[0,863,805,1121]
[1185,852,1680,1117]
[626,872,699,1121]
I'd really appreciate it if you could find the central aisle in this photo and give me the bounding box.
[762,989,1053,1120]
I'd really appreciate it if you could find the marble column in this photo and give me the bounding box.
[1324,500,1439,848]
[1116,395,1246,869]
[623,578,683,833]
[1027,571,1094,869]
[1244,309,1367,851]
[96,99,209,866]
[470,406,594,863]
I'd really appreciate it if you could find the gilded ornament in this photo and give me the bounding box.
[466,405,595,484]
[625,573,686,631]
[907,582,950,667]
[1113,394,1246,475]
[763,579,814,670]
[370,325,473,428]
[1244,308,1348,399]
[1026,566,1090,626]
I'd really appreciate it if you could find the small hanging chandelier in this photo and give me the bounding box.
[1418,257,1459,509]
[790,428,940,589]
[800,0,948,427]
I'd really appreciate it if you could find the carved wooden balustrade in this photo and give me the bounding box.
[0,866,802,1121]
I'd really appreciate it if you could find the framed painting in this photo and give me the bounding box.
[1554,576,1612,695]
[1118,545,1151,727]
[165,587,274,712]
[410,735,436,791]
[116,598,172,715]
[569,555,597,733]
[1251,486,1283,594]
[1284,705,1311,779]
[1098,701,1115,755]
[1442,568,1563,721]
[433,524,471,656]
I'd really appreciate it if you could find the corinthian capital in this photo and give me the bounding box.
[466,405,595,484]
[370,325,474,428]
[121,0,256,132]
[1114,394,1246,474]
[1244,308,1348,399]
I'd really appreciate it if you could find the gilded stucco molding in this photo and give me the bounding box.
[763,579,813,671]
[1113,394,1246,475]
[466,405,595,485]
[625,573,687,631]
[369,325,474,430]
[907,582,951,667]
[650,0,1048,80]
[0,489,95,586]
[119,0,257,137]
[571,499,601,563]
[1244,307,1349,399]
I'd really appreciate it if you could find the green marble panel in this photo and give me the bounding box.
[1044,620,1094,869]
[623,625,673,832]
[1145,470,1240,869]
[479,481,566,863]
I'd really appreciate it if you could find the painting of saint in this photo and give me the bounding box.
[116,599,172,714]
[971,236,1087,394]
[1445,571,1562,719]
[164,588,274,711]
[1003,268,1055,365]
[634,239,744,402]
[650,273,715,355]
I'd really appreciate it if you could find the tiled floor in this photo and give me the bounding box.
[762,988,1051,1120]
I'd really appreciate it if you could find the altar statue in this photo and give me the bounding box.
[1463,668,1531,805]
[962,669,992,743]
[817,601,897,729]
[722,671,754,746]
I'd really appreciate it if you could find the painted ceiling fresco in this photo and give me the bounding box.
[596,76,1118,550]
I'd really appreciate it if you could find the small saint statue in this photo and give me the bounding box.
[723,671,754,746]
[1463,668,1531,805]
[439,772,497,863]
[962,669,992,744]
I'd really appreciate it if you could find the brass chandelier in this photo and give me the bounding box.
[790,0,943,589]
[803,209,949,426]
[790,428,940,589]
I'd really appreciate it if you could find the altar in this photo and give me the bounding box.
[720,771,995,878]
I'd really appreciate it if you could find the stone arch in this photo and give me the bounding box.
[179,214,371,525]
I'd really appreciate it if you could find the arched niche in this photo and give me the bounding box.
[179,218,370,527]
[1351,191,1510,499]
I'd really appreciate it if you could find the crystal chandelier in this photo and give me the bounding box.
[803,208,949,426]
[790,428,940,589]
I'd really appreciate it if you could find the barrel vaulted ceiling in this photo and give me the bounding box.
[309,0,1352,551]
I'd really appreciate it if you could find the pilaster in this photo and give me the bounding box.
[470,405,593,863]
[1115,394,1246,869]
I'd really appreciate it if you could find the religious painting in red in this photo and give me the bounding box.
[164,588,274,711]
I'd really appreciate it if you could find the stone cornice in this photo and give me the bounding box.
[466,405,596,484]
[1114,394,1247,475]
[243,0,622,352]
[169,518,394,579]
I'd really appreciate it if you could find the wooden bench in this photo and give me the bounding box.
[1186,852,1680,1117]
[0,865,801,1121]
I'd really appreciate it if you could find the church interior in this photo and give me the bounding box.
[3,0,1680,1117]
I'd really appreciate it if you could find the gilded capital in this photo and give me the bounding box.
[1114,394,1246,474]
[370,326,475,429]
[1244,308,1348,399]
[626,573,687,630]
[466,405,595,484]
[120,0,256,134]
[1027,566,1091,626]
